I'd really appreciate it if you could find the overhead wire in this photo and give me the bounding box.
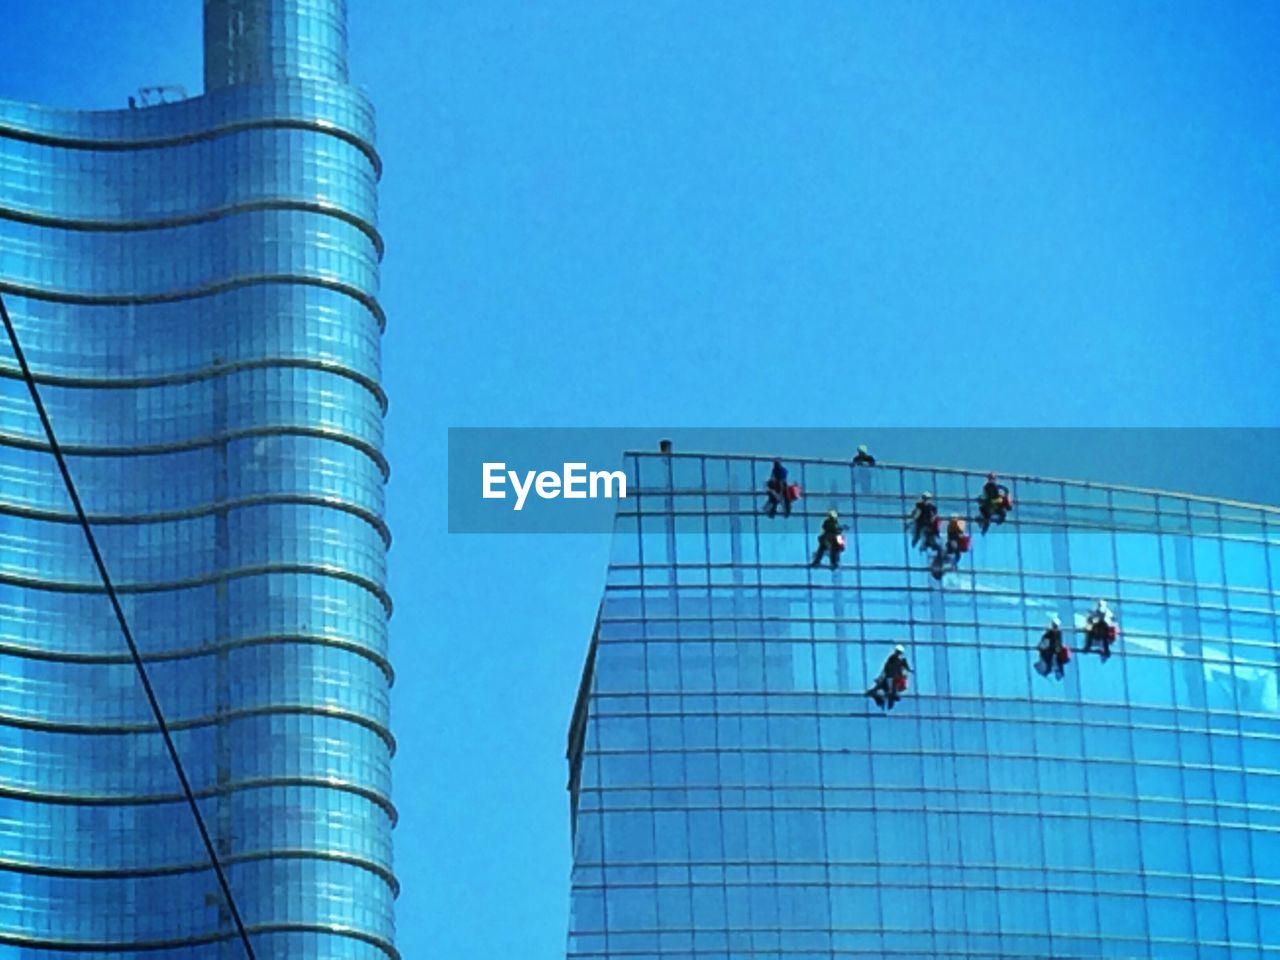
[0,291,257,959]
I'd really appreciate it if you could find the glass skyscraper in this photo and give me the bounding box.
[0,1,392,956]
[567,450,1279,959]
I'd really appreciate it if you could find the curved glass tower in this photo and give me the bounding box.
[568,451,1279,959]
[0,1,393,956]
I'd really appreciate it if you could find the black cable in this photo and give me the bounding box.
[0,292,257,959]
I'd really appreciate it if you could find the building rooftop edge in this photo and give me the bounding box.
[624,448,1280,516]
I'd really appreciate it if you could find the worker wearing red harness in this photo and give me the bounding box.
[1083,599,1118,660]
[945,515,970,559]
[910,493,940,551]
[867,644,912,710]
[977,472,1012,533]
[1035,615,1071,680]
[763,459,796,519]
[810,510,845,569]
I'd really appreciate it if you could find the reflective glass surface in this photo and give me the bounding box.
[0,2,392,955]
[567,452,1280,960]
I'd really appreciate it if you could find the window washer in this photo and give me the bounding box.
[944,514,970,562]
[867,644,912,710]
[977,472,1012,533]
[909,492,940,551]
[929,547,948,581]
[810,509,845,569]
[763,459,793,519]
[1035,615,1070,680]
[853,444,876,467]
[1082,599,1118,660]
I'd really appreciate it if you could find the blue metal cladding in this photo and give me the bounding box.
[567,452,1280,960]
[0,2,393,956]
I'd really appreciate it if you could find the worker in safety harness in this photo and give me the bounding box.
[944,514,970,562]
[928,547,948,581]
[810,509,845,569]
[763,459,793,519]
[1082,599,1118,660]
[867,644,912,710]
[1035,614,1070,679]
[977,472,1012,533]
[909,492,940,551]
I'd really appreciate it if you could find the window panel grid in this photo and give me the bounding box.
[569,453,1280,959]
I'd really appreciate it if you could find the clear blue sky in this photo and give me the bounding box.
[3,3,1279,959]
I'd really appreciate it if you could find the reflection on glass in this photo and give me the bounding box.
[569,452,1280,958]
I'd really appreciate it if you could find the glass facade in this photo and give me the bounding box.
[0,1,393,956]
[567,451,1280,959]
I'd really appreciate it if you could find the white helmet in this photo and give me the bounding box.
[894,644,905,654]
[858,444,868,454]
[1050,615,1061,628]
[827,509,839,519]
[1097,599,1108,612]
[922,491,932,500]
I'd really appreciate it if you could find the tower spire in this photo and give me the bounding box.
[204,0,349,91]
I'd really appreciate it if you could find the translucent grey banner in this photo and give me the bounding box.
[447,427,1280,534]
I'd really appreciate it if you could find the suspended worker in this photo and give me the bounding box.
[909,492,940,551]
[853,444,876,466]
[762,459,793,519]
[977,472,1012,533]
[928,546,948,582]
[1035,614,1070,680]
[867,644,912,710]
[1082,599,1118,660]
[945,514,969,561]
[811,509,845,569]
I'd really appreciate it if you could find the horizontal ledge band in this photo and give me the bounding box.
[0,352,388,414]
[0,774,398,824]
[0,919,397,960]
[0,846,398,897]
[0,631,394,684]
[0,422,390,480]
[0,114,383,177]
[0,701,396,752]
[0,273,387,331]
[0,491,390,547]
[0,196,384,258]
[0,561,393,615]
